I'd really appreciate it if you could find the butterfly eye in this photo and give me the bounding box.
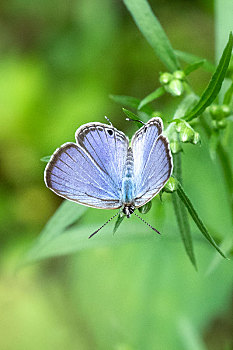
[107,129,113,136]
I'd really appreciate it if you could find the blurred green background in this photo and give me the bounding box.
[0,0,232,349]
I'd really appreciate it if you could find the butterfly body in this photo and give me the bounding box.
[45,117,173,224]
[121,147,136,215]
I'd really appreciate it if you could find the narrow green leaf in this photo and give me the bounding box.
[122,108,145,128]
[123,0,180,72]
[138,86,165,110]
[22,221,159,264]
[175,50,215,73]
[176,182,227,258]
[172,153,197,268]
[113,214,125,234]
[183,32,233,122]
[184,60,206,76]
[172,193,197,268]
[40,155,51,163]
[223,82,233,105]
[109,94,154,115]
[22,200,87,265]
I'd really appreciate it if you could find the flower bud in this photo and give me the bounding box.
[208,104,220,119]
[217,119,227,129]
[193,132,201,145]
[175,121,183,133]
[138,201,152,214]
[164,177,178,193]
[159,72,173,85]
[173,70,185,80]
[164,122,183,153]
[170,140,183,153]
[175,120,200,144]
[221,104,231,117]
[166,79,184,96]
[180,126,194,142]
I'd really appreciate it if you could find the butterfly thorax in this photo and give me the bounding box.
[121,147,136,217]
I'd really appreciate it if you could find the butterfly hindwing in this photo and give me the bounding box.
[44,140,123,209]
[131,118,173,207]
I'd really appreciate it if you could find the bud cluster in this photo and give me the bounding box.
[207,104,232,130]
[165,120,200,154]
[159,70,185,97]
[176,120,200,144]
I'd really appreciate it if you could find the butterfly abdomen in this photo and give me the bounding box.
[121,148,135,205]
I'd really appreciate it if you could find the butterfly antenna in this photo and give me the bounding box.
[88,212,119,239]
[125,117,145,125]
[104,116,113,126]
[133,212,161,234]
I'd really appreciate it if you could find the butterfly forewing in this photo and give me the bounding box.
[76,123,129,189]
[131,118,173,207]
[131,118,163,179]
[44,140,123,209]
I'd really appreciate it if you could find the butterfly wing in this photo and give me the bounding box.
[131,117,173,207]
[45,123,129,209]
[76,122,129,190]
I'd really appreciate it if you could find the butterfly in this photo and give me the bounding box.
[44,117,173,237]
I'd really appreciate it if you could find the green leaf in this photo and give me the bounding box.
[172,192,197,269]
[176,181,227,258]
[22,220,159,264]
[22,200,87,265]
[122,108,145,127]
[109,94,154,115]
[184,60,206,76]
[223,82,233,105]
[183,32,233,122]
[138,86,165,110]
[175,49,215,73]
[172,153,197,268]
[123,0,180,72]
[113,214,125,234]
[40,155,51,163]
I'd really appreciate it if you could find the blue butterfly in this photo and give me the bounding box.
[44,117,173,237]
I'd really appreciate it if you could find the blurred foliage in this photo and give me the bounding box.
[0,0,232,349]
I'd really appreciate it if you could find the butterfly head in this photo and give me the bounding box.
[122,205,135,218]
